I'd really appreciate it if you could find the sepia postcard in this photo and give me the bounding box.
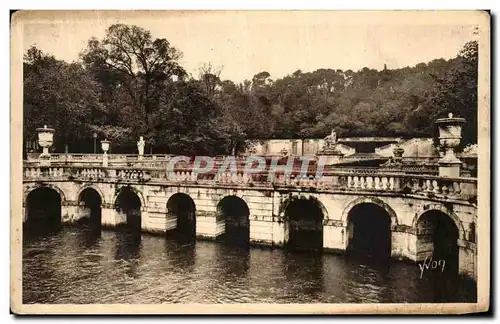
[10,10,490,314]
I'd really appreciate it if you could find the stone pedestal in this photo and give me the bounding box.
[439,162,462,178]
[39,155,51,167]
[317,152,344,166]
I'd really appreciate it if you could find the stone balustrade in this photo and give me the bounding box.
[23,163,477,201]
[25,153,444,175]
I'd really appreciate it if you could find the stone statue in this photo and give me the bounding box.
[323,129,337,150]
[137,136,145,156]
[330,129,337,145]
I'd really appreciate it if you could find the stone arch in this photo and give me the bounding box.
[278,193,329,221]
[77,184,106,205]
[216,195,251,245]
[23,184,64,227]
[411,203,466,241]
[343,196,396,259]
[216,195,251,214]
[279,193,327,251]
[24,183,67,206]
[211,191,251,209]
[166,192,197,214]
[166,192,197,238]
[113,185,146,210]
[341,196,399,227]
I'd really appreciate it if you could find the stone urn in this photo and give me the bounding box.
[435,113,466,177]
[101,139,111,167]
[36,125,55,166]
[137,136,145,160]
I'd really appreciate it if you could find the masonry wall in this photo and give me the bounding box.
[22,180,478,280]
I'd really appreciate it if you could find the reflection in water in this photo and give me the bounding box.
[22,226,477,304]
[282,251,324,301]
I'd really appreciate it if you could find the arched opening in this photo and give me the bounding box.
[416,210,459,275]
[346,203,392,260]
[24,187,62,233]
[167,193,196,239]
[115,187,142,232]
[285,197,324,251]
[217,196,250,246]
[78,188,102,228]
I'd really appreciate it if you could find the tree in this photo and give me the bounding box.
[153,81,219,155]
[24,26,478,156]
[405,41,478,146]
[428,41,478,146]
[197,62,223,98]
[80,24,186,136]
[24,45,103,152]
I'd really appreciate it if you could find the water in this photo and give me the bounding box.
[22,226,477,304]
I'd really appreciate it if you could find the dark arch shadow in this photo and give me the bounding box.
[78,187,102,230]
[167,193,196,240]
[24,187,62,239]
[416,210,459,274]
[217,195,250,246]
[416,210,467,302]
[346,203,392,262]
[115,186,142,234]
[284,197,324,252]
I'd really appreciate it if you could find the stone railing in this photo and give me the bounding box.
[24,153,444,176]
[23,164,477,202]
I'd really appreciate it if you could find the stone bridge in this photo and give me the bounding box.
[22,154,478,280]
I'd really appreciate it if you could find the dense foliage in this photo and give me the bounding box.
[23,24,478,155]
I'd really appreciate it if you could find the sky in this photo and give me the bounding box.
[17,11,479,83]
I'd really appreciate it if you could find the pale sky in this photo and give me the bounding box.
[17,11,479,82]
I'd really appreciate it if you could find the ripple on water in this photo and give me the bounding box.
[22,228,477,304]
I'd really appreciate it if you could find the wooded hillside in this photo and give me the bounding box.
[23,24,478,155]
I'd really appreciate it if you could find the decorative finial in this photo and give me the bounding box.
[44,125,47,129]
[448,113,453,118]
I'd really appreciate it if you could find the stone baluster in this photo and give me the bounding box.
[412,178,420,192]
[366,176,373,189]
[441,182,449,195]
[432,180,440,194]
[424,179,431,192]
[381,177,388,190]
